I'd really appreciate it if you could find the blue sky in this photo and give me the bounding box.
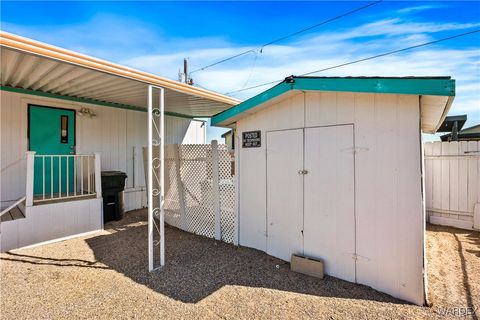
[2,1,479,141]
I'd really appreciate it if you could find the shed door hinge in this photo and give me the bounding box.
[341,147,369,154]
[352,253,371,261]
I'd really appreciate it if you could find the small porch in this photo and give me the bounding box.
[0,152,103,252]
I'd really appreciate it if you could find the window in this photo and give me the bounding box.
[60,115,68,143]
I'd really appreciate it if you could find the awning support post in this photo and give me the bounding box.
[148,84,165,271]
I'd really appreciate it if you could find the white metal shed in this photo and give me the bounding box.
[211,76,456,305]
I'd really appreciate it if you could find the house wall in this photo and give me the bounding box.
[235,91,424,305]
[0,90,205,211]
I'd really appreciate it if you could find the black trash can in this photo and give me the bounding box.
[101,171,127,222]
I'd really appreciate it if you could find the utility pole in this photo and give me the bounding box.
[183,58,188,84]
[182,58,193,85]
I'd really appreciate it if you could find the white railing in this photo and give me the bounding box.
[25,151,102,206]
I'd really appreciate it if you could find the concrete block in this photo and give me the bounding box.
[291,254,324,279]
[474,203,480,230]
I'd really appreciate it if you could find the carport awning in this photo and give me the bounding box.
[0,32,240,117]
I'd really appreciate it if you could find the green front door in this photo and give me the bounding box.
[29,105,75,196]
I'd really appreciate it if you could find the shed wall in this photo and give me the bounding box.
[235,91,424,305]
[0,91,205,211]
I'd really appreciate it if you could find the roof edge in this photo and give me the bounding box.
[433,96,455,133]
[212,76,456,126]
[212,81,293,126]
[0,31,240,106]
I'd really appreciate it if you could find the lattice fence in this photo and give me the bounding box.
[161,142,236,243]
[218,145,236,243]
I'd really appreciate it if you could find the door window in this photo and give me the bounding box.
[60,115,69,143]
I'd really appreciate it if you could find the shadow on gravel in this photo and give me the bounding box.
[1,252,109,269]
[85,209,409,304]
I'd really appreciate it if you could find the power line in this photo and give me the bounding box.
[301,29,480,76]
[190,49,257,75]
[260,0,382,48]
[225,29,480,95]
[194,81,215,92]
[189,0,383,74]
[226,79,280,95]
[240,51,260,90]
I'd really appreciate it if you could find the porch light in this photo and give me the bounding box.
[77,107,96,118]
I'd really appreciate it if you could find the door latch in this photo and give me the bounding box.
[298,170,308,175]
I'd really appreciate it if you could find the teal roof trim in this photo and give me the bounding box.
[1,86,197,119]
[211,77,455,126]
[211,81,293,127]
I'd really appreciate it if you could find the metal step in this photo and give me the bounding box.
[17,202,25,216]
[0,211,13,222]
[10,206,25,220]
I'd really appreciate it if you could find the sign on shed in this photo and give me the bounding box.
[242,130,261,148]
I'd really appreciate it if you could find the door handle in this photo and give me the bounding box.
[298,170,308,175]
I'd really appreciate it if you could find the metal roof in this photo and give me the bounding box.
[211,76,455,133]
[460,124,480,134]
[0,32,240,117]
[436,115,467,132]
[440,123,480,141]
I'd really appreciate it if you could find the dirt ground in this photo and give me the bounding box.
[1,209,478,319]
[426,224,479,318]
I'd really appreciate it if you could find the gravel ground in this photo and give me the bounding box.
[426,224,479,318]
[1,209,478,319]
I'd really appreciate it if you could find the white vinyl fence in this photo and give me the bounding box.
[145,142,236,244]
[424,141,480,230]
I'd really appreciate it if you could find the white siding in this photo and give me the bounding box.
[236,91,424,305]
[0,91,28,205]
[182,120,206,144]
[1,198,102,252]
[0,91,205,210]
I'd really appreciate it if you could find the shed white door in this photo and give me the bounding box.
[304,125,355,282]
[266,129,304,261]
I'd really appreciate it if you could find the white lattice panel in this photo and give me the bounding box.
[161,143,236,243]
[164,145,181,228]
[181,144,216,238]
[218,146,236,243]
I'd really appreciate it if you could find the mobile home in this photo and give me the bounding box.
[0,32,239,251]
